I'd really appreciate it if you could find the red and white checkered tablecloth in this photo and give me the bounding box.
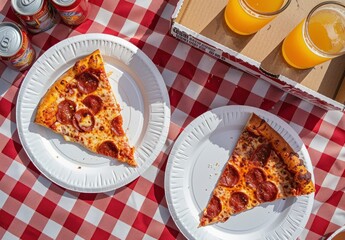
[1,0,344,239]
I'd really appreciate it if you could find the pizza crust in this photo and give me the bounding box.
[246,113,314,195]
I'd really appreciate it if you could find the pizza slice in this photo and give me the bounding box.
[199,113,315,226]
[35,49,136,166]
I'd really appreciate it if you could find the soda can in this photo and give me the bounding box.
[0,22,36,71]
[52,0,89,26]
[11,0,57,34]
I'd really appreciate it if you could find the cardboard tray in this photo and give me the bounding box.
[171,0,345,111]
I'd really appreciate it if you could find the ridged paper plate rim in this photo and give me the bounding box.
[16,34,170,193]
[165,105,314,240]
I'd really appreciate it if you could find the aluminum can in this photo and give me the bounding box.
[0,22,36,71]
[52,0,89,25]
[11,0,57,34]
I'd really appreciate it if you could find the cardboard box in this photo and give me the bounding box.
[171,0,345,111]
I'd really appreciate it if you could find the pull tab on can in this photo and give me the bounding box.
[11,0,57,34]
[0,25,21,57]
[0,22,36,71]
[0,36,11,52]
[21,0,36,6]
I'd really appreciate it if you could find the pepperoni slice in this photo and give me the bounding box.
[219,164,239,188]
[245,167,266,188]
[250,144,271,166]
[97,141,119,158]
[76,71,99,94]
[56,100,76,124]
[82,95,102,115]
[256,181,278,202]
[205,196,222,219]
[72,109,95,132]
[229,192,249,213]
[111,116,125,136]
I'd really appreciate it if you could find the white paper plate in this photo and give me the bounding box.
[328,226,345,240]
[165,105,314,240]
[16,34,170,193]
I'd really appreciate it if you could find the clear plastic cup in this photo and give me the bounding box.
[282,1,345,69]
[224,0,291,35]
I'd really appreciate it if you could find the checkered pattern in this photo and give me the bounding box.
[1,0,344,239]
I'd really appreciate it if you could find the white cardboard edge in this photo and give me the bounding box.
[171,22,260,69]
[278,75,345,111]
[172,0,185,19]
[328,226,345,239]
[170,5,345,112]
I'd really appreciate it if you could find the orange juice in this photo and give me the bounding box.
[282,5,345,69]
[245,0,284,13]
[308,10,345,54]
[224,0,286,35]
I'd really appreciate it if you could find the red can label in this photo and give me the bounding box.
[53,0,89,25]
[0,27,36,71]
[13,0,57,34]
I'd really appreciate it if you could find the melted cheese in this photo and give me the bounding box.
[202,130,297,226]
[36,50,136,166]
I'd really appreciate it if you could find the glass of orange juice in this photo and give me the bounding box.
[224,0,291,35]
[282,1,345,69]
